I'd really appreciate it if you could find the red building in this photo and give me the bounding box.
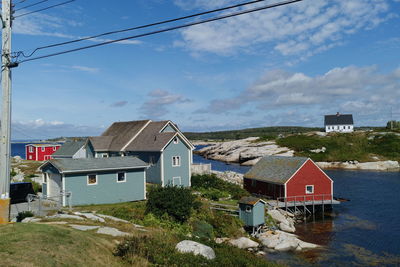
[25,144,61,161]
[244,156,333,201]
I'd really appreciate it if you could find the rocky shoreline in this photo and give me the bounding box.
[195,137,400,171]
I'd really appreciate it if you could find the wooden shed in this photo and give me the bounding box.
[244,156,333,202]
[238,196,266,227]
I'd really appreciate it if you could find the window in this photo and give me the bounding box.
[173,177,181,186]
[29,146,33,153]
[245,206,252,213]
[149,156,155,166]
[53,146,57,151]
[43,173,48,183]
[29,155,32,160]
[251,180,257,187]
[172,156,181,167]
[102,154,108,158]
[117,172,126,183]
[41,147,45,152]
[305,185,314,194]
[87,174,97,185]
[173,136,179,144]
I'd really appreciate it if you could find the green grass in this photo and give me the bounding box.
[277,132,400,162]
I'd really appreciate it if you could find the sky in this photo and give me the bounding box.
[6,0,400,139]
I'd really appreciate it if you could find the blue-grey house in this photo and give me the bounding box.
[52,139,95,159]
[40,157,148,206]
[89,120,194,187]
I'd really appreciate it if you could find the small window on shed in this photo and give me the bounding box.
[173,136,179,144]
[117,172,126,183]
[245,206,252,213]
[306,185,314,194]
[88,174,97,185]
[251,180,257,187]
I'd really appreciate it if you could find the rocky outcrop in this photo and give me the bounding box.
[196,137,294,166]
[176,240,216,260]
[211,170,243,185]
[96,227,130,237]
[316,160,400,171]
[228,237,259,249]
[257,230,318,252]
[267,209,296,233]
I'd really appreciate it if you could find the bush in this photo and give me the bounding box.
[191,174,250,200]
[146,186,200,223]
[192,220,214,240]
[200,188,230,201]
[16,211,34,222]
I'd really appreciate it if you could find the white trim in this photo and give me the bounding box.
[116,172,126,183]
[312,160,334,183]
[41,147,45,152]
[172,176,181,186]
[36,146,38,161]
[173,136,179,144]
[62,174,66,206]
[188,149,191,187]
[121,120,152,151]
[161,153,164,186]
[172,156,181,167]
[144,170,146,200]
[28,145,33,153]
[87,174,98,185]
[305,185,314,194]
[60,165,149,174]
[160,121,195,149]
[160,132,195,152]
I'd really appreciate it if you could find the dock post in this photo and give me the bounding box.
[303,195,306,221]
[322,196,324,218]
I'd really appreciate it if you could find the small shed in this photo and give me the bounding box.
[40,157,149,206]
[244,156,333,202]
[238,196,266,227]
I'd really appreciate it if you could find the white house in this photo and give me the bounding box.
[324,113,354,133]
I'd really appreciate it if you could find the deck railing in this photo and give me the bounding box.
[276,194,333,215]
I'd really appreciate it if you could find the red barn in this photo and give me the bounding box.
[244,156,333,202]
[25,144,61,161]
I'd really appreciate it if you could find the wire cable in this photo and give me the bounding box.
[14,0,54,12]
[15,0,273,59]
[16,0,303,64]
[14,0,75,18]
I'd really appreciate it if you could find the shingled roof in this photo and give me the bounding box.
[244,156,309,184]
[324,113,353,126]
[42,157,148,174]
[52,140,86,157]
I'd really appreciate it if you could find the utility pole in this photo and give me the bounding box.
[0,0,13,224]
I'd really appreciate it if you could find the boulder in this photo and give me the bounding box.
[279,222,295,233]
[96,213,129,223]
[69,224,100,231]
[21,217,41,223]
[229,237,259,249]
[46,214,85,220]
[176,240,216,260]
[257,231,319,252]
[96,227,130,237]
[267,210,288,225]
[215,237,229,244]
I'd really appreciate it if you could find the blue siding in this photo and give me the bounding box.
[64,168,146,206]
[126,152,162,184]
[161,124,176,132]
[163,136,190,187]
[239,201,265,227]
[86,142,95,158]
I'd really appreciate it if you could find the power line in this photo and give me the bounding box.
[15,0,272,59]
[16,0,303,64]
[14,0,54,12]
[14,0,74,18]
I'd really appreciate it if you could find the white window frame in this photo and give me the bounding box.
[305,185,314,194]
[41,147,45,152]
[87,174,98,185]
[172,176,181,186]
[29,155,32,160]
[29,146,33,153]
[245,206,252,213]
[53,146,57,151]
[172,156,181,167]
[149,156,155,166]
[116,172,126,183]
[173,136,179,144]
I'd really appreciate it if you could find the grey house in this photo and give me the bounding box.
[89,120,194,187]
[52,139,95,159]
[40,157,148,206]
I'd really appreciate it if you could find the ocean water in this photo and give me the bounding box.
[11,143,28,159]
[193,151,400,267]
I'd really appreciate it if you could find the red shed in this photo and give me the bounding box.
[244,156,333,202]
[25,144,61,161]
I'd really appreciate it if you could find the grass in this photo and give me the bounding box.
[276,132,400,162]
[0,223,128,267]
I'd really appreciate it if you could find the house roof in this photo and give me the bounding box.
[89,136,114,151]
[238,196,266,206]
[41,157,148,174]
[52,140,86,157]
[324,114,353,125]
[100,120,151,151]
[26,144,60,147]
[244,156,308,185]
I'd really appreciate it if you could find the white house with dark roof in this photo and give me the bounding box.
[89,120,194,187]
[324,112,354,133]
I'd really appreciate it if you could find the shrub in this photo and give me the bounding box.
[191,174,249,200]
[192,220,214,240]
[16,211,34,222]
[200,188,230,201]
[208,212,244,238]
[146,186,200,223]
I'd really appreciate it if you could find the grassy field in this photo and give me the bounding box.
[276,132,400,162]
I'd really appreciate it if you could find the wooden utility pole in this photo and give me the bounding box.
[0,0,12,224]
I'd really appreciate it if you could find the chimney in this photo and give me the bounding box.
[336,112,340,116]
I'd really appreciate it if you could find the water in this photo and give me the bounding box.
[193,149,400,266]
[12,143,27,158]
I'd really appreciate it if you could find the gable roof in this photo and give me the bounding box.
[100,120,150,151]
[52,140,86,157]
[41,157,148,174]
[244,156,308,185]
[324,114,353,126]
[91,120,193,153]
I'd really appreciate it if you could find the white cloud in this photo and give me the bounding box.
[71,65,99,73]
[176,0,393,58]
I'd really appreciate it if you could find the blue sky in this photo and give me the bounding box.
[7,0,400,139]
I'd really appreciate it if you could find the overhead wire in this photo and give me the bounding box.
[16,0,303,64]
[14,0,75,18]
[14,0,55,12]
[15,0,273,59]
